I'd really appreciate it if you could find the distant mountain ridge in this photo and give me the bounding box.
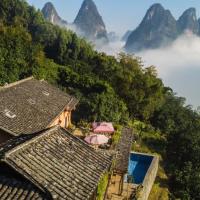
[41,2,200,52]
[177,8,199,35]
[42,2,67,27]
[74,0,108,42]
[42,0,108,43]
[125,4,200,52]
[122,30,132,42]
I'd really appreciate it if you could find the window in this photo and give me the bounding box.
[42,91,50,96]
[4,109,16,119]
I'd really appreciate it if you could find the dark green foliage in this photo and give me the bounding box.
[150,91,194,134]
[0,25,41,84]
[0,0,166,123]
[57,66,128,122]
[165,104,200,199]
[151,91,200,199]
[97,172,109,200]
[1,0,168,124]
[1,1,200,198]
[116,54,165,120]
[167,126,200,199]
[0,0,28,24]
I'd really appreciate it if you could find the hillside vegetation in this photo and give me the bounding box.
[0,1,200,199]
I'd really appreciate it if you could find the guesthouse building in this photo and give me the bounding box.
[0,77,78,144]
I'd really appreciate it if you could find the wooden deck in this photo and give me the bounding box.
[106,174,138,200]
[105,127,136,200]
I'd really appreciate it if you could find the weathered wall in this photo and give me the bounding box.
[49,110,72,129]
[0,129,12,144]
[137,153,159,200]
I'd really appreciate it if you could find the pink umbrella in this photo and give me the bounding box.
[84,134,109,145]
[92,122,115,134]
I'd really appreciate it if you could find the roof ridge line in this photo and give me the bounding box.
[0,76,34,90]
[4,125,59,158]
[61,127,112,163]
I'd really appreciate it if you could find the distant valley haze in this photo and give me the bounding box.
[28,0,200,108]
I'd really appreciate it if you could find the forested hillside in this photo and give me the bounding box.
[0,0,200,199]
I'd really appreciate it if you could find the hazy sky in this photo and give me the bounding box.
[27,0,200,35]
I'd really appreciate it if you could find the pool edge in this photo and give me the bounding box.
[130,151,159,200]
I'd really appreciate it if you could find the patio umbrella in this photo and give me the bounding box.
[92,122,115,134]
[84,134,109,145]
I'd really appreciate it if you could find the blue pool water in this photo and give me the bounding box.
[125,153,153,184]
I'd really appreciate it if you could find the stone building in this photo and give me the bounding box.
[0,77,78,144]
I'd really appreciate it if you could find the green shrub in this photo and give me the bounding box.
[112,124,123,146]
[97,172,109,200]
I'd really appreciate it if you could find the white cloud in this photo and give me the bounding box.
[66,23,85,36]
[96,33,200,108]
[138,33,200,108]
[95,40,125,56]
[138,33,200,78]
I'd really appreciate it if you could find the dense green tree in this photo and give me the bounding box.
[116,54,165,120]
[151,90,200,199]
[151,91,198,135]
[57,66,128,123]
[0,24,43,84]
[0,0,167,123]
[167,124,200,199]
[1,2,200,198]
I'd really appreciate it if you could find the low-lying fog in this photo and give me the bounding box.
[97,33,200,108]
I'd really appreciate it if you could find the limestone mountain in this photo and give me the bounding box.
[74,0,108,42]
[42,2,68,27]
[121,30,132,42]
[108,32,119,42]
[125,3,178,52]
[198,19,200,34]
[177,8,199,34]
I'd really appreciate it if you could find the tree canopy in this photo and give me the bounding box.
[0,1,200,199]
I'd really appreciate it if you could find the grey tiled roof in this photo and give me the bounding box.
[0,126,112,200]
[0,77,78,136]
[115,127,134,173]
[0,175,47,200]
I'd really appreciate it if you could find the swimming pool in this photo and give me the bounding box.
[125,153,153,184]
